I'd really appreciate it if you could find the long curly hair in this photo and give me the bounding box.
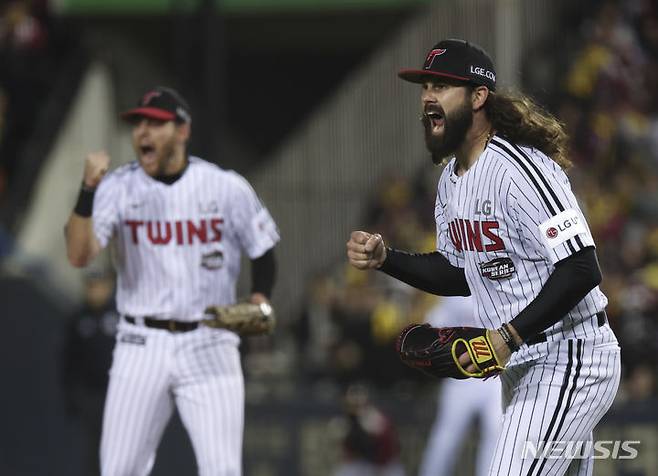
[484,91,572,170]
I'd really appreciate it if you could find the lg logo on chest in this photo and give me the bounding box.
[474,199,492,216]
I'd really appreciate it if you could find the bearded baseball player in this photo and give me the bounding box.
[65,86,279,475]
[347,39,621,475]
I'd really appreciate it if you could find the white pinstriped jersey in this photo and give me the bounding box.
[434,135,607,344]
[92,156,279,320]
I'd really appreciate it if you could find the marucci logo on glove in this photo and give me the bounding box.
[470,336,493,363]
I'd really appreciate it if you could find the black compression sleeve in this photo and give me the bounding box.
[251,248,276,298]
[379,248,470,296]
[510,246,602,341]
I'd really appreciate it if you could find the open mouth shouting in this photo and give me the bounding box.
[139,143,157,165]
[424,107,445,133]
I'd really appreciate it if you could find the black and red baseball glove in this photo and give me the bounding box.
[396,324,505,379]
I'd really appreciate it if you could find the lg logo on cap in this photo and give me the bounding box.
[470,66,496,81]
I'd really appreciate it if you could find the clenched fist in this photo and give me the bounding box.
[83,151,111,188]
[346,231,386,270]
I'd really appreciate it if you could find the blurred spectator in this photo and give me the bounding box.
[61,269,118,476]
[625,363,656,402]
[0,220,14,258]
[0,0,52,193]
[333,384,405,476]
[296,168,438,389]
[296,273,341,381]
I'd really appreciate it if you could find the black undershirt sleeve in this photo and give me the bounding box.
[510,246,602,341]
[251,248,276,299]
[379,248,471,296]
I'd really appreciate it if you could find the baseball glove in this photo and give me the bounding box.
[396,324,504,379]
[203,302,276,336]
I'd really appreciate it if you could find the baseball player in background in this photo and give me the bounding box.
[65,86,280,475]
[417,296,501,476]
[347,39,621,475]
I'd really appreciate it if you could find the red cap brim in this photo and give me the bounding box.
[398,69,470,84]
[121,107,176,121]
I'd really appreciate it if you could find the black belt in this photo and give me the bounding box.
[123,315,199,332]
[526,311,607,346]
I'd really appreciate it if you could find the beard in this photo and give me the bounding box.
[157,138,178,176]
[138,136,178,177]
[422,99,473,165]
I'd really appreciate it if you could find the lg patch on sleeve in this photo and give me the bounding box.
[538,208,590,250]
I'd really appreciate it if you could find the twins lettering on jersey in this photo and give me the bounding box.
[448,219,505,253]
[124,218,224,245]
[448,197,506,253]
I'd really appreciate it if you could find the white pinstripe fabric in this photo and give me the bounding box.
[432,136,622,476]
[92,157,280,319]
[101,322,243,476]
[93,156,277,475]
[434,136,608,345]
[488,326,621,476]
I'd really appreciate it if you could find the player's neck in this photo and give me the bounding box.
[155,153,188,184]
[163,151,188,175]
[454,118,493,175]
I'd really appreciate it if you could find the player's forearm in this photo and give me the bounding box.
[65,214,101,267]
[379,248,471,296]
[509,247,602,341]
[251,248,276,299]
[66,181,104,267]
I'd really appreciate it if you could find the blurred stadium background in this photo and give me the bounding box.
[0,0,656,475]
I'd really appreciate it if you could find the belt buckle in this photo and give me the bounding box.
[168,321,176,332]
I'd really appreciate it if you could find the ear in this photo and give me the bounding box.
[471,86,490,111]
[176,122,191,142]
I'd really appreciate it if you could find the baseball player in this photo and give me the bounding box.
[417,296,501,476]
[65,86,279,475]
[347,39,621,475]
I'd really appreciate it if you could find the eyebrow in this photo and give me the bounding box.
[428,79,465,87]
